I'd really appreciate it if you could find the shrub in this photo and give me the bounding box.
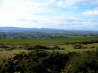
[73,44,82,49]
[0,50,70,73]
[53,45,61,50]
[33,45,50,50]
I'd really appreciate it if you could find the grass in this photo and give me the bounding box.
[0,37,98,45]
[0,49,98,73]
[0,37,98,73]
[0,37,98,52]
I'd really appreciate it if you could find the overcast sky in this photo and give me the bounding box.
[0,0,98,30]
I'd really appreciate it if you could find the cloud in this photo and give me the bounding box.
[16,14,98,30]
[0,0,98,30]
[82,9,98,16]
[57,0,98,8]
[57,0,82,8]
[0,0,49,26]
[48,0,55,3]
[83,10,98,16]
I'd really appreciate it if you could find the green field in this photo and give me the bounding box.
[0,37,98,51]
[0,37,98,45]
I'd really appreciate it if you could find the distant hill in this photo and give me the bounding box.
[0,27,98,39]
[0,27,66,33]
[0,27,98,33]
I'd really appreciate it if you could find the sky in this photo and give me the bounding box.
[0,0,98,30]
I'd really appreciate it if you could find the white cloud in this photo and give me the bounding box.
[0,0,50,27]
[0,0,32,24]
[57,0,82,7]
[48,0,55,3]
[57,0,98,8]
[0,0,98,30]
[82,10,98,16]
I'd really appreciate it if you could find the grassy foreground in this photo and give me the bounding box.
[0,49,98,73]
[0,37,98,73]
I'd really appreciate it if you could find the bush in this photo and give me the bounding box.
[33,45,50,50]
[0,50,70,73]
[73,44,82,49]
[52,45,62,50]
